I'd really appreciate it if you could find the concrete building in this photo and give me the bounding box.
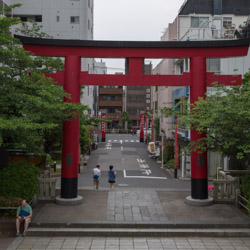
[126,63,152,127]
[5,0,96,115]
[152,0,250,176]
[98,85,123,129]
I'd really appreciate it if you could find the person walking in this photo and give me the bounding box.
[93,165,101,190]
[108,165,116,190]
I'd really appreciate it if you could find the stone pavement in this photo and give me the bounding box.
[31,189,250,224]
[106,190,168,222]
[6,236,250,249]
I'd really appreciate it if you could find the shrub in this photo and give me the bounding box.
[166,159,175,169]
[0,161,40,201]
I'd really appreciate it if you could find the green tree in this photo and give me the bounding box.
[121,111,130,129]
[163,72,250,169]
[0,5,88,154]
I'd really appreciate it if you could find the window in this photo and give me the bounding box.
[146,100,150,104]
[223,17,232,28]
[146,89,150,93]
[146,94,150,98]
[70,16,79,23]
[35,15,42,22]
[88,19,90,30]
[56,16,60,22]
[191,17,209,28]
[207,58,220,73]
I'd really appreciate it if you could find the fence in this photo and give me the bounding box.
[213,168,240,203]
[37,177,57,201]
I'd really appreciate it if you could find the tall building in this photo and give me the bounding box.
[98,85,123,129]
[126,63,152,126]
[7,0,96,114]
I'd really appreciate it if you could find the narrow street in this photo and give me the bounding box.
[57,134,190,190]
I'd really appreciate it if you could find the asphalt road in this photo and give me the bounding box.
[57,134,191,190]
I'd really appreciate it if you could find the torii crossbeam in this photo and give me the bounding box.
[16,36,250,205]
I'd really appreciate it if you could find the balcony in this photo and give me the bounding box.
[99,88,123,95]
[99,100,123,107]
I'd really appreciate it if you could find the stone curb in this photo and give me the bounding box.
[26,227,250,238]
[29,221,250,229]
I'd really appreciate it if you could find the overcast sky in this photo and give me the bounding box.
[94,0,185,41]
[93,0,185,72]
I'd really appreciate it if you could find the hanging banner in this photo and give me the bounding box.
[140,114,144,143]
[151,114,154,142]
[101,113,106,142]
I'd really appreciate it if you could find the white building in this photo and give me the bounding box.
[3,0,96,114]
[152,0,250,176]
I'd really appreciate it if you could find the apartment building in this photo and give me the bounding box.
[152,0,250,176]
[5,0,96,115]
[126,63,152,126]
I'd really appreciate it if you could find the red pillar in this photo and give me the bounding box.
[151,114,154,142]
[140,114,144,143]
[61,55,81,199]
[190,57,208,200]
[101,113,106,142]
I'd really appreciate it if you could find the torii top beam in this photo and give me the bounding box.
[16,36,250,87]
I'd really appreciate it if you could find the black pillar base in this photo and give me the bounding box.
[174,168,178,179]
[101,137,106,142]
[140,138,144,143]
[61,177,78,199]
[191,178,208,200]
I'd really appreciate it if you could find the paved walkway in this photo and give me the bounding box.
[6,236,250,249]
[31,189,250,224]
[106,190,169,222]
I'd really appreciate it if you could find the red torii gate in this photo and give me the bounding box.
[16,36,249,205]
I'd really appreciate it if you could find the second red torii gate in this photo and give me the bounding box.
[16,36,250,204]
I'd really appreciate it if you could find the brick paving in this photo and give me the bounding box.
[7,236,250,249]
[106,190,169,222]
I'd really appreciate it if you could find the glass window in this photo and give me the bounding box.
[71,16,79,23]
[35,16,42,22]
[223,17,232,28]
[191,17,209,28]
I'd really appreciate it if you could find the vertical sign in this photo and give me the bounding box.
[101,113,106,142]
[140,114,144,143]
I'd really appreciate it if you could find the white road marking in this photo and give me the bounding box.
[123,170,167,180]
[142,170,152,175]
[125,140,128,142]
[137,159,146,163]
[121,146,123,151]
[139,164,150,169]
[130,140,134,142]
[136,140,139,142]
[114,140,117,142]
[120,140,123,144]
